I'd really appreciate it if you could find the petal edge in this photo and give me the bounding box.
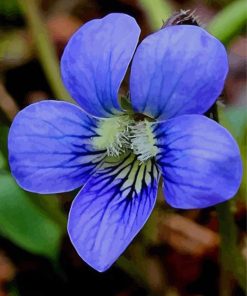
[130,25,228,120]
[8,101,106,194]
[61,13,141,118]
[68,154,160,271]
[153,115,242,208]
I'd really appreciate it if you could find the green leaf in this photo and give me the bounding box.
[219,106,247,143]
[0,126,66,254]
[0,173,63,260]
[0,0,20,15]
[216,202,247,292]
[0,153,5,170]
[0,125,9,169]
[138,0,172,30]
[120,95,133,113]
[28,193,67,230]
[207,0,247,44]
[218,105,247,200]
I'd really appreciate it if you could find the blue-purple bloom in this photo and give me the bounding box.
[8,13,242,271]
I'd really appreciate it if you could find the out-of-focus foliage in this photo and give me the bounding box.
[219,105,247,200]
[207,0,247,43]
[221,106,247,142]
[139,0,172,30]
[0,172,63,259]
[0,126,65,260]
[0,126,8,169]
[0,0,20,16]
[0,31,31,70]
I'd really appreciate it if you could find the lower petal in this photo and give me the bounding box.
[153,115,242,209]
[68,153,160,271]
[8,101,106,194]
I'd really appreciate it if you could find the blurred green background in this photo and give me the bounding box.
[0,0,246,295]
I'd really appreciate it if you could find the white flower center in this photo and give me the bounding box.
[93,115,131,157]
[92,115,158,162]
[130,120,158,163]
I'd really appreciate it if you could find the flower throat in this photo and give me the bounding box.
[92,115,158,162]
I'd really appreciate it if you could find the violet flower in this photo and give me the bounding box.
[8,13,242,271]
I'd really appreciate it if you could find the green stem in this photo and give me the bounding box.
[210,103,246,292]
[116,256,158,296]
[9,280,21,296]
[208,7,247,287]
[17,0,72,101]
[218,266,232,296]
[138,0,172,31]
[207,0,247,44]
[216,202,246,292]
[0,83,19,123]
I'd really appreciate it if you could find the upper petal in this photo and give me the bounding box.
[68,153,160,271]
[8,101,106,194]
[61,13,140,118]
[153,115,242,209]
[130,25,228,120]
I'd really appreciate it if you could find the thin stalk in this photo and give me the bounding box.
[0,83,19,123]
[17,0,72,101]
[208,7,247,289]
[138,0,172,31]
[207,0,247,44]
[117,256,158,296]
[218,266,232,296]
[216,202,246,292]
[209,104,246,292]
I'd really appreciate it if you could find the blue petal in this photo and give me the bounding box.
[8,101,106,194]
[153,115,242,209]
[61,13,140,118]
[130,25,228,121]
[68,153,160,271]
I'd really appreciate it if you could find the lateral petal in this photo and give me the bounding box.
[153,115,242,208]
[8,101,106,193]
